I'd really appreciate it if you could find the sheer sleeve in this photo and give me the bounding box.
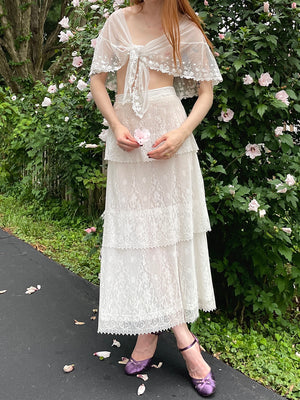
[174,19,222,99]
[89,10,130,91]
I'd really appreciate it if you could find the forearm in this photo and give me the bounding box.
[90,74,122,131]
[179,81,214,140]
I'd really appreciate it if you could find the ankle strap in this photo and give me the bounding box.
[178,334,198,352]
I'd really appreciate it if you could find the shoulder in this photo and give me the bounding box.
[179,15,206,43]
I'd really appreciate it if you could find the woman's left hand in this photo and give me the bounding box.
[147,128,188,160]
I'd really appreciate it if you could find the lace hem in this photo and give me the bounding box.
[97,307,216,336]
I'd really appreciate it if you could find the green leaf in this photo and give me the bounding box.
[293,104,300,113]
[257,104,268,118]
[278,246,293,262]
[233,59,244,72]
[211,165,227,174]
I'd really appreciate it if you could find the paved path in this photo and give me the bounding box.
[0,228,285,400]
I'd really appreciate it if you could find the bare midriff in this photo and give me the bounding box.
[116,62,174,95]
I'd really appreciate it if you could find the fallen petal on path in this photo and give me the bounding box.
[137,374,148,381]
[118,357,129,365]
[151,361,163,369]
[93,351,111,359]
[63,364,75,373]
[112,339,121,347]
[0,290,7,294]
[74,320,85,325]
[137,384,145,395]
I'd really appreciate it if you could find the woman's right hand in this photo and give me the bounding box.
[113,124,140,152]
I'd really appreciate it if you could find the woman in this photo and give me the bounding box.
[90,0,222,396]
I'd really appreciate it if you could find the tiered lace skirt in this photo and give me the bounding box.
[98,86,216,335]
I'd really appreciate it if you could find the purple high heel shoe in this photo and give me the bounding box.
[124,332,161,375]
[179,334,216,397]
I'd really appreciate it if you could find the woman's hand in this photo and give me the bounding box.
[147,128,188,160]
[113,124,140,152]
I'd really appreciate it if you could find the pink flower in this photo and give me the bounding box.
[221,109,234,122]
[248,199,260,212]
[204,0,209,5]
[292,2,297,8]
[218,33,225,40]
[275,90,289,106]
[91,4,100,10]
[245,143,261,159]
[276,183,287,193]
[88,0,97,2]
[103,10,110,18]
[134,128,151,145]
[281,227,292,234]
[90,227,96,232]
[85,228,92,233]
[86,92,93,102]
[59,16,70,29]
[274,127,284,137]
[285,174,296,186]
[72,56,83,68]
[69,74,77,83]
[91,38,97,48]
[41,97,51,107]
[263,2,269,12]
[72,0,80,6]
[58,31,70,43]
[258,72,273,87]
[214,51,220,57]
[77,79,88,91]
[243,74,254,85]
[47,84,57,94]
[259,209,266,218]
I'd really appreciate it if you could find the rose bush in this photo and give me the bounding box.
[0,0,299,318]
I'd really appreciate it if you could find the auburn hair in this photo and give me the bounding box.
[130,0,214,65]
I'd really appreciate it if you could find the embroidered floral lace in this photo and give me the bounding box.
[89,8,223,117]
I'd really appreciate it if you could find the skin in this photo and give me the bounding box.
[90,0,213,380]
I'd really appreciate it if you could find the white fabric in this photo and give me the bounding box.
[90,8,223,117]
[97,88,216,335]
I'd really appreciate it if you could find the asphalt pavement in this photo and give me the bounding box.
[0,228,286,400]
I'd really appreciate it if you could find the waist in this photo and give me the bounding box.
[115,86,176,103]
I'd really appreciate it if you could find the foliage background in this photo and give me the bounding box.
[0,0,299,320]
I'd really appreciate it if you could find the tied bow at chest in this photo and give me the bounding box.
[122,46,150,118]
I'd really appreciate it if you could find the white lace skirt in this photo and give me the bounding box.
[98,86,216,335]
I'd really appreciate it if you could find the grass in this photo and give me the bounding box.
[0,193,299,399]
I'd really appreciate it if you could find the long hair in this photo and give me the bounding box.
[130,0,214,65]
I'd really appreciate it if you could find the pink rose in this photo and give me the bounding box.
[292,2,296,8]
[91,38,97,48]
[48,84,57,94]
[69,74,76,83]
[72,0,80,6]
[285,174,296,186]
[218,33,225,40]
[214,51,220,57]
[85,228,92,233]
[259,209,266,218]
[263,2,269,12]
[86,92,93,102]
[281,227,292,234]
[204,0,209,5]
[245,143,261,159]
[248,199,260,212]
[243,74,254,85]
[258,72,273,87]
[274,127,284,137]
[134,128,151,145]
[72,56,83,68]
[59,16,69,29]
[77,79,88,91]
[221,109,234,122]
[41,97,51,107]
[90,227,97,232]
[276,183,287,193]
[275,90,289,106]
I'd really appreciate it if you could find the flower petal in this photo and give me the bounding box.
[137,384,146,396]
[0,290,7,294]
[151,361,163,369]
[118,357,129,364]
[137,374,149,381]
[63,364,75,373]
[90,316,97,320]
[93,351,111,359]
[112,339,121,348]
[74,320,85,325]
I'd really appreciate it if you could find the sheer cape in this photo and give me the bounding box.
[90,8,222,118]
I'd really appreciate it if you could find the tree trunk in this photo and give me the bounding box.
[0,0,68,91]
